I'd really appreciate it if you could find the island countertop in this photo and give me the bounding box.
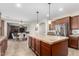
[29,34,69,45]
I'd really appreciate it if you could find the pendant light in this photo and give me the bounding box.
[48,3,51,24]
[36,11,39,27]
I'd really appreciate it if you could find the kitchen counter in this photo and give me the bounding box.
[69,35,79,38]
[29,34,69,45]
[28,34,68,56]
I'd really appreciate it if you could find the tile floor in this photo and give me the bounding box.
[5,40,36,56]
[5,39,79,56]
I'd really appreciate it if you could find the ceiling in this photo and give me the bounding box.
[0,3,79,23]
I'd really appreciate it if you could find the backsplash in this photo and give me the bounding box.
[72,29,79,35]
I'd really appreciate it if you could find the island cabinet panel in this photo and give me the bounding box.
[31,37,36,52]
[40,41,51,56]
[28,36,32,48]
[35,39,40,56]
[52,40,68,56]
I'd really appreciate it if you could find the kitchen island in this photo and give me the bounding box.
[28,34,69,56]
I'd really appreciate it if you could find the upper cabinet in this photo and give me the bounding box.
[71,16,79,29]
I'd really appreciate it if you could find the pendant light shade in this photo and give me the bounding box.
[48,3,51,24]
[36,11,39,27]
[35,11,39,31]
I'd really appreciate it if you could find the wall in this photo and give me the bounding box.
[29,19,48,35]
[29,11,79,35]
[3,11,79,36]
[4,20,8,37]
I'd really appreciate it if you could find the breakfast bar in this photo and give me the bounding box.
[28,34,69,56]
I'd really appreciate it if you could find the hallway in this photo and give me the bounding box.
[5,40,35,56]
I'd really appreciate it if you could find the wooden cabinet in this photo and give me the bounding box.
[69,36,79,49]
[28,36,68,56]
[50,17,71,36]
[31,37,35,51]
[28,37,40,56]
[71,16,79,29]
[52,40,68,56]
[28,36,32,48]
[0,37,7,56]
[40,41,51,56]
[40,40,68,56]
[35,39,40,56]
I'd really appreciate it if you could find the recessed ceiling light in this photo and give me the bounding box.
[16,3,21,8]
[59,8,63,11]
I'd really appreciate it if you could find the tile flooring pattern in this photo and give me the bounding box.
[5,39,79,56]
[68,48,79,56]
[5,40,36,56]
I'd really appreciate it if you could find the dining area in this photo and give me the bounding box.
[11,32,27,41]
[8,25,29,41]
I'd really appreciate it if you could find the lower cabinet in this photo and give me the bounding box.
[28,36,32,48]
[69,37,79,49]
[0,39,7,56]
[51,40,68,56]
[28,36,40,56]
[31,37,35,51]
[40,41,51,56]
[28,36,68,56]
[35,39,40,56]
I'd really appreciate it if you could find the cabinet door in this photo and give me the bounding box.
[31,38,35,51]
[71,16,78,29]
[69,37,78,48]
[28,36,32,48]
[35,39,40,55]
[40,42,51,56]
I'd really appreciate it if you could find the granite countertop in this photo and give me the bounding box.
[69,35,79,38]
[29,34,69,45]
